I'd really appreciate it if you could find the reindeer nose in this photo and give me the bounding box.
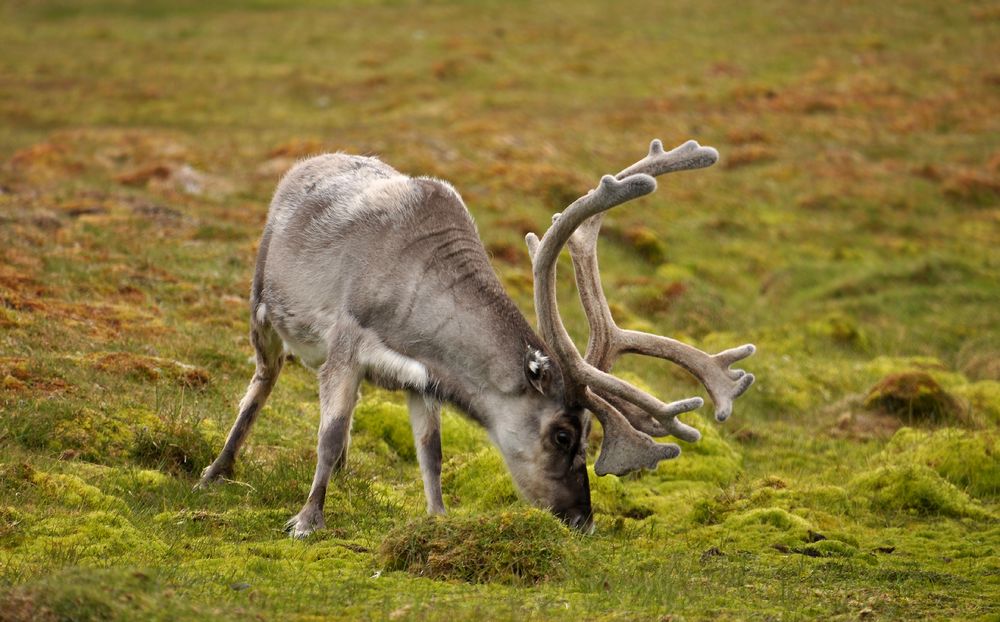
[559,507,594,533]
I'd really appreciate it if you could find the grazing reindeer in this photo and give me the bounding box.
[198,139,755,536]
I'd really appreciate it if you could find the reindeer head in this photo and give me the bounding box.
[522,139,755,505]
[478,346,591,530]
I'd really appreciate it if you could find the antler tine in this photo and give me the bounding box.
[616,139,720,179]
[566,139,755,423]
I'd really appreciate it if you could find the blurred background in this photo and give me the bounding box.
[0,1,997,619]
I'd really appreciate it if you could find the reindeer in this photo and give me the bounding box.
[197,139,755,536]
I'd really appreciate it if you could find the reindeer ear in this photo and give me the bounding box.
[524,348,553,395]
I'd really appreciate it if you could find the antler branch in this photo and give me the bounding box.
[525,139,756,477]
[567,139,756,423]
[527,173,705,475]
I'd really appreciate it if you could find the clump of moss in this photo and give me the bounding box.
[726,507,812,533]
[654,412,743,486]
[6,403,219,474]
[23,511,166,563]
[717,507,817,550]
[848,464,991,520]
[48,406,149,462]
[29,471,127,512]
[880,427,998,500]
[863,371,965,426]
[441,448,520,510]
[953,380,1000,426]
[378,509,570,585]
[589,470,654,520]
[0,567,236,622]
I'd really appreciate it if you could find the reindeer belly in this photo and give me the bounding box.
[272,324,328,370]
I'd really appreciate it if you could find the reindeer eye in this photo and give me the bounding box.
[552,428,573,451]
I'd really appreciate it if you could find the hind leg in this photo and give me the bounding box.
[198,312,284,487]
[286,357,361,538]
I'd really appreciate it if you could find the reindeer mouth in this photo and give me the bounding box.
[558,506,594,533]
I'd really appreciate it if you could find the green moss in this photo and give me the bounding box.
[22,511,167,563]
[848,464,992,520]
[654,412,743,485]
[880,427,999,500]
[794,539,866,560]
[727,507,813,532]
[0,567,243,621]
[29,470,128,513]
[589,470,654,520]
[42,405,148,462]
[792,484,856,516]
[716,507,816,550]
[441,448,521,511]
[350,396,497,465]
[353,396,416,462]
[378,510,570,585]
[953,380,1000,426]
[4,402,220,475]
[440,409,490,454]
[153,507,291,540]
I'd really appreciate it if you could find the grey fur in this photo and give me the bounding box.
[200,154,592,535]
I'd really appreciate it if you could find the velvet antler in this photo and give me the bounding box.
[526,139,755,476]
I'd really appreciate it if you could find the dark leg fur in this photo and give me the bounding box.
[286,359,361,538]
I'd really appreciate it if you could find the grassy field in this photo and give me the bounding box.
[1,1,998,619]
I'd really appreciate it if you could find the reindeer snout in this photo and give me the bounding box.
[558,506,594,533]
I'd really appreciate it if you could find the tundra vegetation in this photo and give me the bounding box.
[0,1,997,620]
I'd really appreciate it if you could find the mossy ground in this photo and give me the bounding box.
[1,1,998,620]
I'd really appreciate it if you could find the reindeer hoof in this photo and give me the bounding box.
[285,506,325,539]
[195,461,233,489]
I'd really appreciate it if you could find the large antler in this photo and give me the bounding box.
[525,139,755,476]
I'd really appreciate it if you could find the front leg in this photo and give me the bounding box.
[286,359,361,539]
[407,392,445,515]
